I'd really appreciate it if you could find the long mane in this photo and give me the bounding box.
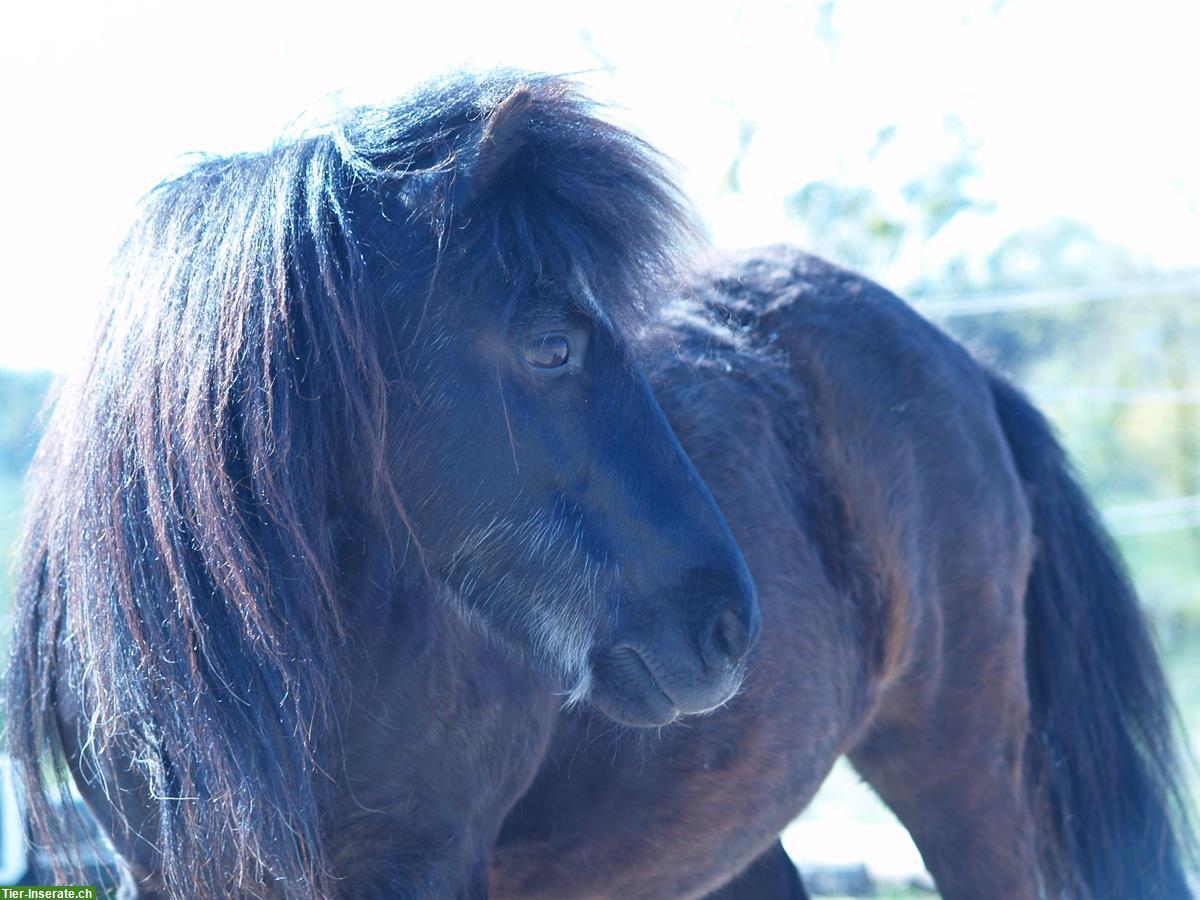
[5,71,694,897]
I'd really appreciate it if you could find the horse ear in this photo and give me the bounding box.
[462,84,535,204]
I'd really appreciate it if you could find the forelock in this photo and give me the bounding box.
[336,69,701,333]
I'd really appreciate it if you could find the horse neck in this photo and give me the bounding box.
[336,561,558,791]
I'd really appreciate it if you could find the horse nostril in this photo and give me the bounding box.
[711,607,752,665]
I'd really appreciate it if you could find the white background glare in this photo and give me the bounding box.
[1,0,1196,370]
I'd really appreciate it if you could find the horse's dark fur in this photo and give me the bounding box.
[5,70,1194,900]
[491,249,1194,900]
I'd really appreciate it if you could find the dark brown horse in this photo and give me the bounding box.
[493,245,1197,899]
[5,71,1193,900]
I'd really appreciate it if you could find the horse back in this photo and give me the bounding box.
[657,245,1035,707]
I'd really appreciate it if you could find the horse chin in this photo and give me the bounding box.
[588,646,681,727]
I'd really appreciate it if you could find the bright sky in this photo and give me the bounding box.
[2,0,1196,371]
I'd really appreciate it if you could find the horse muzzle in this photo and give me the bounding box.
[587,599,758,726]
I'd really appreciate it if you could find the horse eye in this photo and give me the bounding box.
[523,332,571,370]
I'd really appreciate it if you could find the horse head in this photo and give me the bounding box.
[349,73,761,725]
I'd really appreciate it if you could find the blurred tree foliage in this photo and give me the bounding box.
[0,370,51,473]
[0,369,52,617]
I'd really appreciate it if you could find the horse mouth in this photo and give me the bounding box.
[588,646,680,726]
